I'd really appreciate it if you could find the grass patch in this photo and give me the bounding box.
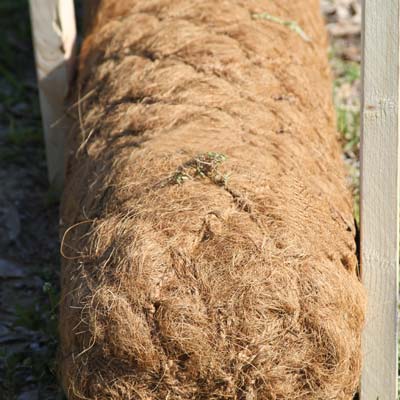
[337,106,360,154]
[330,50,361,225]
[6,120,43,147]
[0,276,62,399]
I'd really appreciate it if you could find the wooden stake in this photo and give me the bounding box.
[360,0,399,398]
[29,0,77,191]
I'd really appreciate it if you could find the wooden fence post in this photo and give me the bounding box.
[360,0,400,398]
[29,0,77,191]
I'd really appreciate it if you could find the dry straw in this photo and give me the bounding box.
[60,0,366,399]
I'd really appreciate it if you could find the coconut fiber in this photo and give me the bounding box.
[59,0,366,399]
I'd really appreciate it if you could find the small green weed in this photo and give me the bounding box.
[252,12,310,42]
[333,58,361,85]
[171,152,228,185]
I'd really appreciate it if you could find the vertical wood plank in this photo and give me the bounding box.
[360,0,400,398]
[29,0,77,190]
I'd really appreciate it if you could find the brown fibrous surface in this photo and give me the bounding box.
[59,1,366,399]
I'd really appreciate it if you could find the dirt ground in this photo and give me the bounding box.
[0,1,361,399]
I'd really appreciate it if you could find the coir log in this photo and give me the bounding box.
[60,1,366,399]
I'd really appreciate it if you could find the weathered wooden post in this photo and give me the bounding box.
[360,0,400,398]
[29,0,77,191]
